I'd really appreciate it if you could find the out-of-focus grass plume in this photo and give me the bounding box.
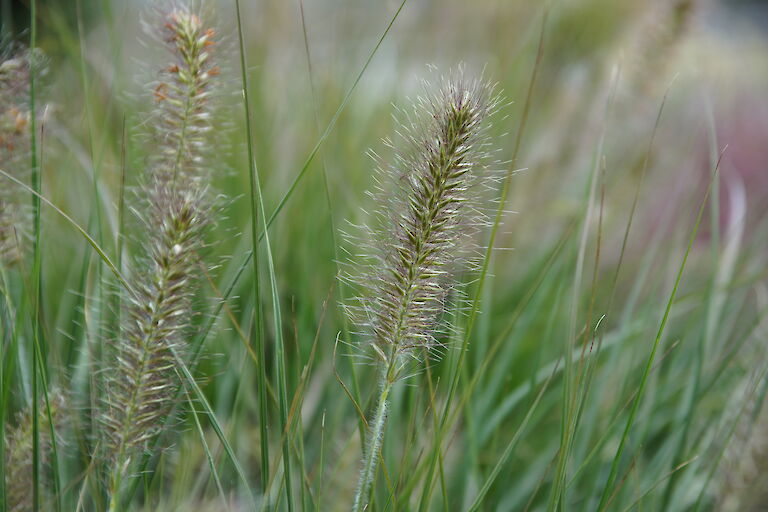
[0,46,32,266]
[100,5,220,507]
[3,390,64,512]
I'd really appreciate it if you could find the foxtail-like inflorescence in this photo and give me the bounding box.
[346,73,498,511]
[0,47,33,267]
[3,390,65,512]
[101,5,218,506]
[347,74,497,380]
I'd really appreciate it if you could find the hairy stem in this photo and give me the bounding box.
[353,371,392,512]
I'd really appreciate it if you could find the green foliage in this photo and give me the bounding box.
[1,0,767,510]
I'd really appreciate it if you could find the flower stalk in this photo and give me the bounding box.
[349,74,496,511]
[353,372,392,512]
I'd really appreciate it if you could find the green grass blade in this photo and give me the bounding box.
[549,64,619,512]
[172,348,257,508]
[233,0,270,498]
[254,161,294,512]
[28,0,41,506]
[468,358,559,511]
[692,362,768,511]
[181,0,410,375]
[184,389,228,509]
[595,150,725,510]
[659,97,726,509]
[297,0,364,444]
[0,269,11,512]
[0,170,135,299]
[263,0,407,232]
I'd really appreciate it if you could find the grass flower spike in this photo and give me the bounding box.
[101,6,218,508]
[348,73,497,511]
[0,48,32,266]
[3,391,64,512]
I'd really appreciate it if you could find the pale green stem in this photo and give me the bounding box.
[353,370,393,512]
[107,474,123,512]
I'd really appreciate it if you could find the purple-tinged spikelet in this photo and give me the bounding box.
[0,48,33,266]
[3,391,65,512]
[346,74,497,380]
[347,73,498,511]
[102,5,218,502]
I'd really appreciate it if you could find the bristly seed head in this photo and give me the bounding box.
[0,47,33,267]
[4,391,65,512]
[345,72,499,382]
[102,5,219,496]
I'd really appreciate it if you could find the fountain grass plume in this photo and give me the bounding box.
[345,71,499,511]
[3,390,65,512]
[0,47,33,266]
[100,5,218,508]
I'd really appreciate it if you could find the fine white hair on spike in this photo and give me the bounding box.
[0,46,35,267]
[343,69,501,382]
[101,4,220,506]
[349,67,503,512]
[3,390,66,511]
